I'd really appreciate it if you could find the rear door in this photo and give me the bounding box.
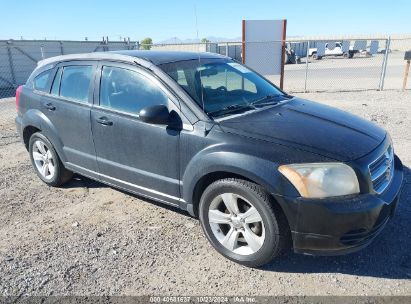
[90,62,182,205]
[40,61,98,176]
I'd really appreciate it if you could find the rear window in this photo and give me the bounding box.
[33,70,52,92]
[59,66,93,103]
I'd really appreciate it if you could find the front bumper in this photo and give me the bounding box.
[274,155,403,256]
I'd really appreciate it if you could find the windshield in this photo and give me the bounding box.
[159,58,288,118]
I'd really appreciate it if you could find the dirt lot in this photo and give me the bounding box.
[0,91,410,297]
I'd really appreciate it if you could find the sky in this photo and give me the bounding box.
[1,0,410,42]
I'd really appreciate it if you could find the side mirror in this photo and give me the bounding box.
[139,104,170,125]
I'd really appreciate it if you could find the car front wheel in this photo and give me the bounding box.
[199,178,290,267]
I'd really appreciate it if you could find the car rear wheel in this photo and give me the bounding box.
[29,132,73,187]
[199,178,290,267]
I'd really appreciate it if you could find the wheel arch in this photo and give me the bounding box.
[23,125,41,150]
[21,109,66,162]
[184,157,295,216]
[190,171,252,217]
[187,168,294,227]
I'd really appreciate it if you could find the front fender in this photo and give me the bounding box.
[183,151,298,201]
[182,147,301,218]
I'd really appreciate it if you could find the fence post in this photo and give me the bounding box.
[379,36,391,91]
[40,46,45,59]
[225,42,229,57]
[304,40,310,93]
[6,42,16,86]
[60,41,64,55]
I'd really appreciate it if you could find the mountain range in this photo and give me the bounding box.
[157,36,241,44]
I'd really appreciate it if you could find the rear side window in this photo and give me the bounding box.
[60,66,93,103]
[99,66,168,114]
[51,67,62,96]
[33,70,52,92]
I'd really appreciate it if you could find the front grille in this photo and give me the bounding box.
[368,145,394,194]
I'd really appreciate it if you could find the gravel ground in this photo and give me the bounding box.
[0,91,410,297]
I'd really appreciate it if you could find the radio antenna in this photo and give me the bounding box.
[194,4,205,116]
[194,4,199,43]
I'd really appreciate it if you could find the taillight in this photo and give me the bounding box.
[16,85,23,112]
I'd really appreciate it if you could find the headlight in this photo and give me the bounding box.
[278,163,360,198]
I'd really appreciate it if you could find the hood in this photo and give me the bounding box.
[218,98,386,161]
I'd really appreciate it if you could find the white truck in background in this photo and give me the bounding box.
[308,42,359,59]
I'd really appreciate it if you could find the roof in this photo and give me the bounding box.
[112,50,226,65]
[37,50,226,68]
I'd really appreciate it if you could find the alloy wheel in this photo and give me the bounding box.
[32,140,55,180]
[208,193,265,255]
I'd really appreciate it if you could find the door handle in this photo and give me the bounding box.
[96,117,113,126]
[42,102,56,111]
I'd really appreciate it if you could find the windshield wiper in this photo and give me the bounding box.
[207,103,255,117]
[249,94,287,107]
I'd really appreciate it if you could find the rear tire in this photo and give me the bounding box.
[311,52,318,60]
[199,178,290,267]
[284,52,291,64]
[29,132,73,187]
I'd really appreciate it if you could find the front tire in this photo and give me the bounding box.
[199,178,290,267]
[29,132,73,187]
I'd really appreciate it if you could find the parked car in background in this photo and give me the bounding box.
[309,42,358,59]
[15,51,403,267]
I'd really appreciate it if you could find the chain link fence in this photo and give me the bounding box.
[282,38,390,93]
[0,39,138,99]
[0,38,410,124]
[139,38,410,93]
[283,38,411,93]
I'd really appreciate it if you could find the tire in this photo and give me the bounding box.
[311,52,318,60]
[199,178,290,267]
[284,53,290,65]
[289,54,297,64]
[343,52,349,59]
[29,132,73,187]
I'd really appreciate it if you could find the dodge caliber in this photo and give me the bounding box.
[15,51,403,267]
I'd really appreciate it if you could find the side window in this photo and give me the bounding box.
[50,67,62,96]
[33,70,52,92]
[100,66,168,114]
[60,66,93,103]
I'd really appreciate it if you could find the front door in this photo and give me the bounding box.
[90,63,181,205]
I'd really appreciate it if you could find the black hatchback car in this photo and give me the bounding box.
[15,51,403,267]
